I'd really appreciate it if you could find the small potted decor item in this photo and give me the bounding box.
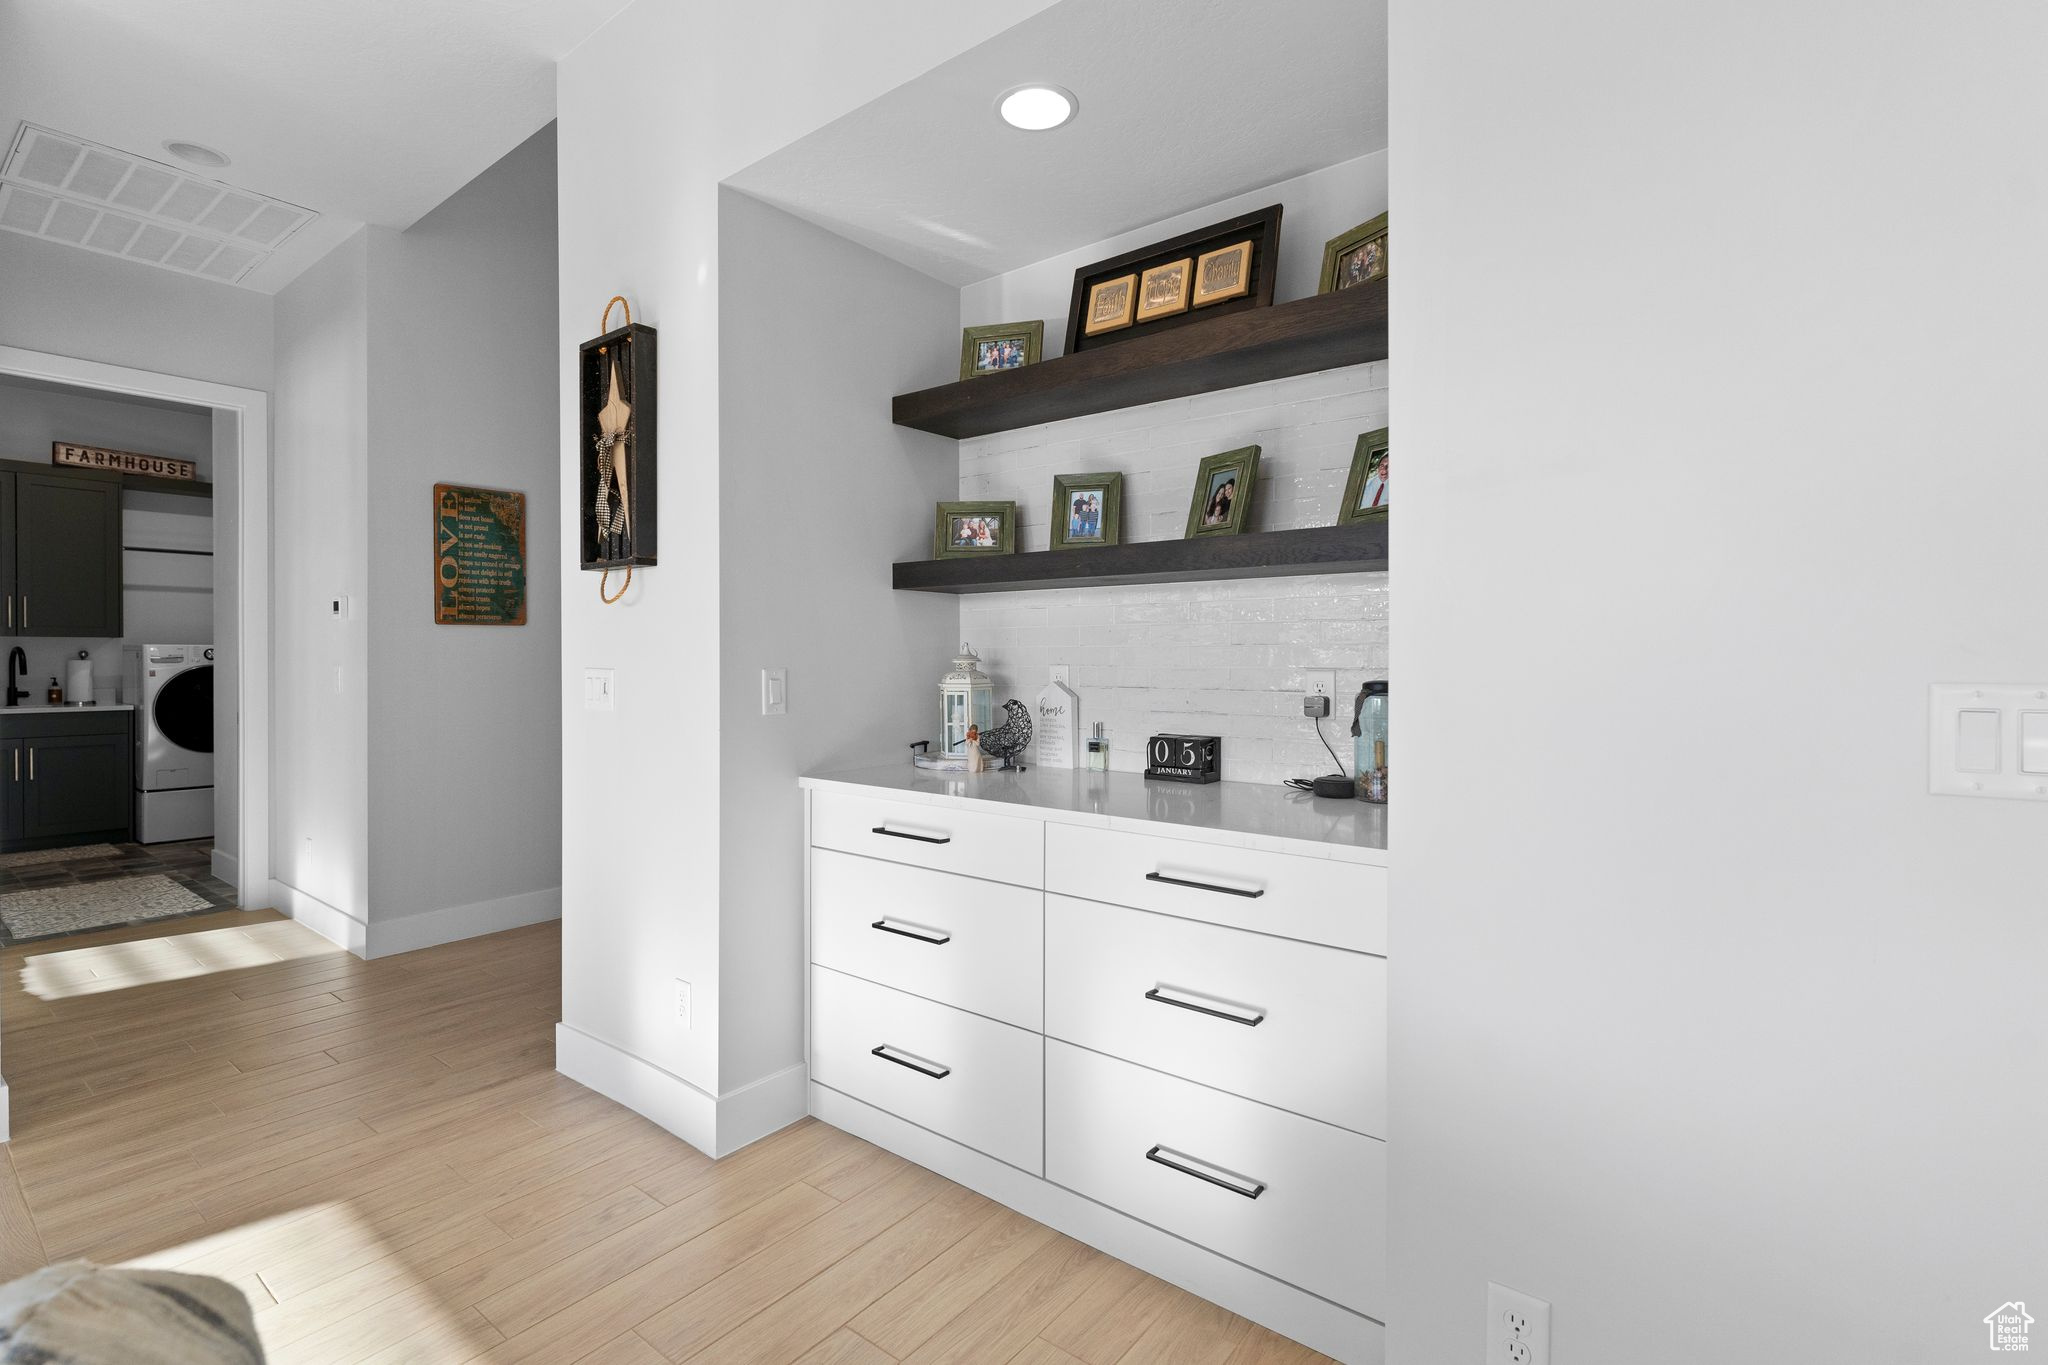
[939,644,994,757]
[1319,213,1388,293]
[933,501,1017,559]
[1134,258,1192,323]
[1184,445,1262,538]
[1048,472,1123,550]
[1082,273,1137,337]
[1338,428,1389,523]
[959,321,1044,379]
[1191,241,1255,308]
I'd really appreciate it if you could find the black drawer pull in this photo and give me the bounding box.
[873,825,952,845]
[1146,871,1264,899]
[1145,1144,1266,1199]
[870,1045,950,1079]
[871,918,951,945]
[1145,986,1265,1026]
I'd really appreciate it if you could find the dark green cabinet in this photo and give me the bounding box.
[0,712,131,849]
[2,468,123,638]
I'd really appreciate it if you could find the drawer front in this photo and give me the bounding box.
[812,788,1044,889]
[1045,1040,1384,1316]
[811,966,1043,1173]
[1046,823,1384,953]
[812,849,1043,1031]
[1045,896,1384,1137]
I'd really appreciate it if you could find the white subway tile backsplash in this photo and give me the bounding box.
[957,363,1388,787]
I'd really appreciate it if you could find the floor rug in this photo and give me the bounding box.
[0,875,213,941]
[0,843,123,869]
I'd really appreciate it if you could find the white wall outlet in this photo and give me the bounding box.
[673,978,692,1028]
[1304,670,1338,703]
[1050,664,1072,686]
[761,667,788,716]
[1486,1282,1551,1365]
[583,668,616,712]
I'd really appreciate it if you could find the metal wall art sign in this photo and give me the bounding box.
[52,441,198,481]
[434,483,527,625]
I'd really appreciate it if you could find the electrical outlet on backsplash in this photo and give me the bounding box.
[956,362,1389,789]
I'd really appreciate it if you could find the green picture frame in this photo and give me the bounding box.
[1048,472,1123,550]
[933,500,1018,558]
[1319,212,1388,294]
[1184,445,1261,538]
[1339,428,1389,524]
[959,321,1044,379]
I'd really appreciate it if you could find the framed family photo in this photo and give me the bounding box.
[1048,472,1123,550]
[959,320,1044,379]
[1339,428,1390,523]
[1184,445,1261,537]
[933,500,1017,558]
[1319,213,1388,293]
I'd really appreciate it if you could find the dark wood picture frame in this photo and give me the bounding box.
[1048,472,1124,550]
[1339,429,1389,524]
[1062,204,1283,356]
[1184,445,1262,538]
[933,500,1018,558]
[959,321,1044,379]
[577,321,657,571]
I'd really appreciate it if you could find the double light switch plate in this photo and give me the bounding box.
[1929,683,2048,800]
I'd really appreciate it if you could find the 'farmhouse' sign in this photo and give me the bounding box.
[52,442,198,481]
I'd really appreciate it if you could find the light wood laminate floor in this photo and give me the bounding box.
[0,910,1330,1363]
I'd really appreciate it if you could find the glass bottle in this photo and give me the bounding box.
[1086,722,1109,772]
[1352,680,1387,803]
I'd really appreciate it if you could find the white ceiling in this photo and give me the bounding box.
[726,0,1388,286]
[0,0,631,292]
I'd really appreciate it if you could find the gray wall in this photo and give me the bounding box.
[366,123,562,931]
[715,188,960,1092]
[1389,2,2048,1361]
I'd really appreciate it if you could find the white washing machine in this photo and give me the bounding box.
[124,643,214,844]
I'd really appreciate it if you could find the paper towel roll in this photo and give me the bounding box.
[66,657,93,705]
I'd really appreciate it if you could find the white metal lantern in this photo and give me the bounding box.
[940,643,995,755]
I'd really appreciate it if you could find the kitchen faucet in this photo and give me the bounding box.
[6,647,27,707]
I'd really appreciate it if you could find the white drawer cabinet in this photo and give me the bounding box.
[812,849,1042,1030]
[1045,895,1386,1137]
[1046,822,1386,954]
[812,787,1044,888]
[1046,1040,1386,1317]
[810,965,1043,1173]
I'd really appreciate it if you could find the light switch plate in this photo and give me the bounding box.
[1929,684,2048,799]
[584,668,616,712]
[761,667,788,716]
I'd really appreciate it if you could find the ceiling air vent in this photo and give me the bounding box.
[0,123,316,286]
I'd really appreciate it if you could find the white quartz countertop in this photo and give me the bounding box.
[1,704,134,714]
[801,764,1387,865]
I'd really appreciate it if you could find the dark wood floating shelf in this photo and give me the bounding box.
[893,522,1387,595]
[122,473,213,499]
[893,281,1387,440]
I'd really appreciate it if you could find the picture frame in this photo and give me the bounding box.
[933,500,1018,558]
[1062,204,1282,355]
[1134,258,1192,324]
[1048,472,1124,550]
[959,320,1044,379]
[1184,445,1261,538]
[1191,241,1254,308]
[1083,274,1137,336]
[1319,212,1388,294]
[1338,428,1389,523]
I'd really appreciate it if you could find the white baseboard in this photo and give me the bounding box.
[273,879,368,958]
[211,846,239,889]
[369,885,561,959]
[809,1082,1383,1365]
[554,1027,809,1160]
[0,1078,10,1144]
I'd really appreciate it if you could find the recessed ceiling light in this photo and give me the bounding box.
[997,85,1077,132]
[162,140,230,169]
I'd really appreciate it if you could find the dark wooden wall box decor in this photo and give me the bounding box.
[578,320,658,571]
[893,522,1387,595]
[1062,205,1283,357]
[894,282,1386,440]
[434,484,527,625]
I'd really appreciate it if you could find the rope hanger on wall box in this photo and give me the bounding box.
[580,294,658,603]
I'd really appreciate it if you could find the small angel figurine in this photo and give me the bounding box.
[964,724,986,773]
